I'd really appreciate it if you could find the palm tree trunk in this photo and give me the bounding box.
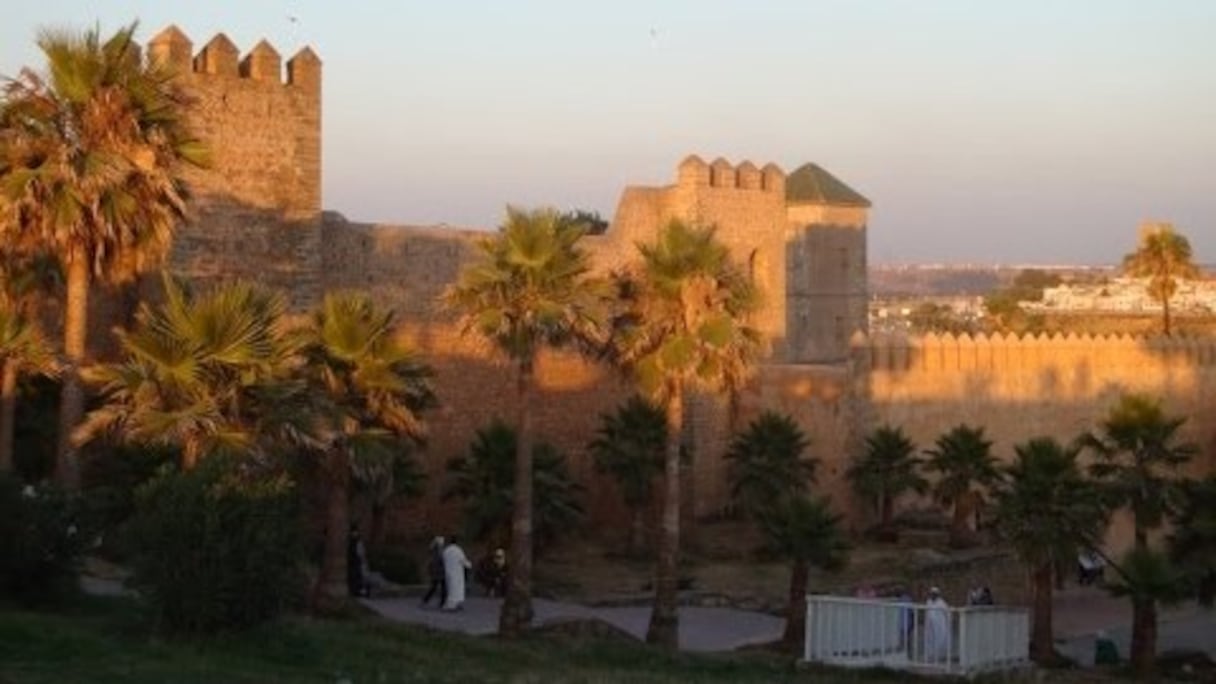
[782,558,810,654]
[1134,521,1148,552]
[629,507,646,556]
[1162,295,1172,336]
[0,357,17,472]
[55,254,89,490]
[499,356,535,637]
[647,380,683,649]
[950,494,972,547]
[1130,597,1157,676]
[1031,562,1055,664]
[880,494,894,530]
[314,449,352,610]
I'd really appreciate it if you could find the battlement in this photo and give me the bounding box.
[147,25,320,89]
[677,155,785,194]
[853,331,1216,373]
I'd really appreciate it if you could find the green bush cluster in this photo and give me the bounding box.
[0,474,87,606]
[130,459,303,634]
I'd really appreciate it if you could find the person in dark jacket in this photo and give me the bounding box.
[419,536,447,608]
[347,523,371,598]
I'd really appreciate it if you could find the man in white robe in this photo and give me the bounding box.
[442,536,473,611]
[923,587,952,662]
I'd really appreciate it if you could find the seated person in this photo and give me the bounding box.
[475,548,508,597]
[1077,549,1106,586]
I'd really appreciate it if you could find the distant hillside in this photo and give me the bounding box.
[869,264,1126,297]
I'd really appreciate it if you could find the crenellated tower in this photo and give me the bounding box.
[784,163,870,363]
[146,26,323,308]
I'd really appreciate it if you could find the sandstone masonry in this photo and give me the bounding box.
[130,27,1214,550]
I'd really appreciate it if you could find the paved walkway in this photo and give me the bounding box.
[361,596,785,652]
[1051,586,1216,666]
[81,572,1216,661]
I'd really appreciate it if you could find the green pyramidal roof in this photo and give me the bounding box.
[785,163,871,208]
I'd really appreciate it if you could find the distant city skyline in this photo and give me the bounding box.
[2,1,1213,265]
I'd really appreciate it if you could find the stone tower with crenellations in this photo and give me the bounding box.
[146,26,323,309]
[124,26,878,530]
[117,27,1215,545]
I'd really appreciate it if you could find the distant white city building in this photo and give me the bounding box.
[1029,277,1216,314]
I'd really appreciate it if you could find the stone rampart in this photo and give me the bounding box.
[854,331,1216,551]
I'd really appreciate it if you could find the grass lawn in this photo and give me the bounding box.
[0,596,1122,683]
[0,596,875,683]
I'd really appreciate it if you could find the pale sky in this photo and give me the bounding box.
[3,1,1214,265]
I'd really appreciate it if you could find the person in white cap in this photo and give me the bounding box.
[923,587,952,662]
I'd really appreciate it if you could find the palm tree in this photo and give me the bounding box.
[588,395,666,555]
[993,437,1107,664]
[444,206,607,637]
[726,411,816,520]
[1168,476,1216,607]
[924,424,1001,548]
[1104,548,1187,677]
[610,220,761,648]
[757,495,849,653]
[1079,394,1196,551]
[301,292,436,608]
[1078,393,1197,675]
[0,23,206,488]
[445,420,584,553]
[1122,222,1200,335]
[847,425,927,535]
[77,277,299,468]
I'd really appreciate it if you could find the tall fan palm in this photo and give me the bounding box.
[1121,222,1199,336]
[847,425,927,534]
[1078,393,1196,675]
[1079,394,1196,550]
[757,494,849,653]
[0,23,206,488]
[994,437,1107,664]
[77,277,299,468]
[726,411,816,520]
[611,220,761,649]
[588,396,666,555]
[444,206,608,637]
[924,424,1001,548]
[1168,476,1216,607]
[302,292,435,608]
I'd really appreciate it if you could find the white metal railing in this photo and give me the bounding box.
[804,595,1029,676]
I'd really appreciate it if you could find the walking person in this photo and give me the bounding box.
[441,535,473,611]
[420,536,446,608]
[347,523,370,598]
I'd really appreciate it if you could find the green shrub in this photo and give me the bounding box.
[0,474,87,606]
[81,443,177,562]
[131,458,303,634]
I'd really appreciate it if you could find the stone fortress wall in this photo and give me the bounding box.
[146,26,323,310]
[129,27,1215,543]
